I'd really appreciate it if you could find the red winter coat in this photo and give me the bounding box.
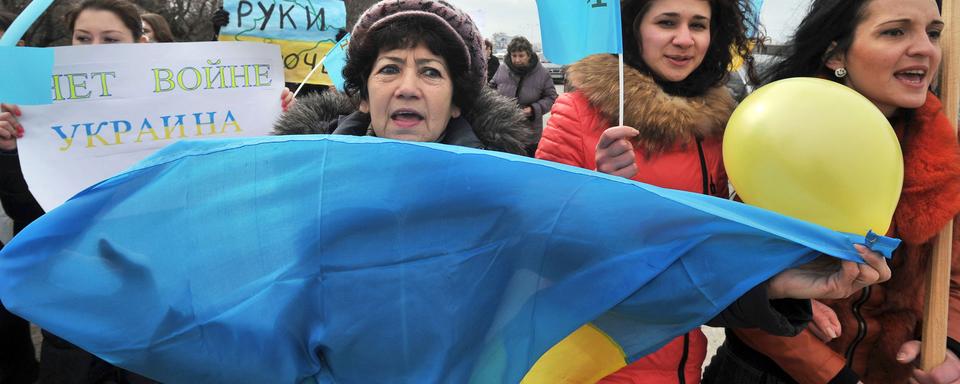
[536,54,737,384]
[732,92,960,384]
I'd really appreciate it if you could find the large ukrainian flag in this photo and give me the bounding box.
[0,136,895,383]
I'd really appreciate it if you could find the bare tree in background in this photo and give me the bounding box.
[0,0,219,46]
[0,0,369,46]
[344,0,376,30]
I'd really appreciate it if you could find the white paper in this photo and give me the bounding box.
[18,42,284,211]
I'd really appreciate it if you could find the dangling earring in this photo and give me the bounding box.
[834,67,848,78]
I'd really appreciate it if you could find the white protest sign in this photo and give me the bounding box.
[18,42,284,211]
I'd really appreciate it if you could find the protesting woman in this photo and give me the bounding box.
[0,10,40,384]
[0,1,287,382]
[2,1,158,382]
[537,0,893,382]
[702,0,960,383]
[491,36,558,156]
[273,2,534,154]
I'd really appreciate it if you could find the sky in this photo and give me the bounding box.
[447,0,814,46]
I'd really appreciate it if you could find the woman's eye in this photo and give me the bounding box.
[421,67,442,78]
[377,65,399,75]
[928,29,942,40]
[656,20,675,27]
[881,28,904,37]
[690,22,707,31]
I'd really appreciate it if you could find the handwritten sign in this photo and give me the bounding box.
[219,0,346,86]
[17,42,284,210]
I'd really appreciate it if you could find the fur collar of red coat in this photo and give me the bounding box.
[565,54,736,154]
[833,92,960,383]
[891,92,960,244]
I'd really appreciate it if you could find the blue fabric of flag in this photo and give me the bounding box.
[0,135,897,384]
[321,33,349,91]
[536,0,623,65]
[747,0,765,38]
[0,46,53,105]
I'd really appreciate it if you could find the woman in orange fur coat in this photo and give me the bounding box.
[702,0,960,383]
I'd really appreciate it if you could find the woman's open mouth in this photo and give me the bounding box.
[390,109,425,128]
[893,68,927,87]
[666,55,693,66]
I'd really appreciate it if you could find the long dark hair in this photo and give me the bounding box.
[621,0,762,97]
[141,13,174,42]
[65,0,144,41]
[762,0,871,84]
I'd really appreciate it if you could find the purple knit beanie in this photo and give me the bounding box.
[350,0,487,87]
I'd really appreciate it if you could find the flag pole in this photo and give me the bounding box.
[293,62,323,99]
[618,54,624,126]
[921,0,958,371]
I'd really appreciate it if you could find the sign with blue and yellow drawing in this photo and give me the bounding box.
[219,0,346,85]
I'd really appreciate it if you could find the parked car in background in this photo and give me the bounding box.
[725,53,782,101]
[541,58,565,84]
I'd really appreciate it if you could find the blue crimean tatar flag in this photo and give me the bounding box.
[536,0,623,65]
[0,136,898,383]
[321,33,350,91]
[748,0,765,37]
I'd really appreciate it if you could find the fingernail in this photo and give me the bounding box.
[854,244,867,253]
[828,328,837,339]
[896,352,907,361]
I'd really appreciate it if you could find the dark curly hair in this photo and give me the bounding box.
[342,18,479,114]
[507,36,534,56]
[621,0,762,97]
[65,0,144,41]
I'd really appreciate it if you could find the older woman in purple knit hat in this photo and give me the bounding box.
[273,0,535,155]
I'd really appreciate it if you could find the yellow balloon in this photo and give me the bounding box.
[724,78,903,235]
[521,324,626,384]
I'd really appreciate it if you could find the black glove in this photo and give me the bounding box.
[211,7,229,28]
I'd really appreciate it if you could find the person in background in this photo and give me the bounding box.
[491,36,557,156]
[210,6,228,41]
[140,12,173,43]
[702,0,960,383]
[0,10,41,384]
[484,38,499,85]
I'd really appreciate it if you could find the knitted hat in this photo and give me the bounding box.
[350,0,486,87]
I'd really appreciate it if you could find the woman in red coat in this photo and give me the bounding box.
[537,0,788,382]
[702,0,960,383]
[537,0,893,382]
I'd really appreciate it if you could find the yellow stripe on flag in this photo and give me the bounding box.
[521,324,627,384]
